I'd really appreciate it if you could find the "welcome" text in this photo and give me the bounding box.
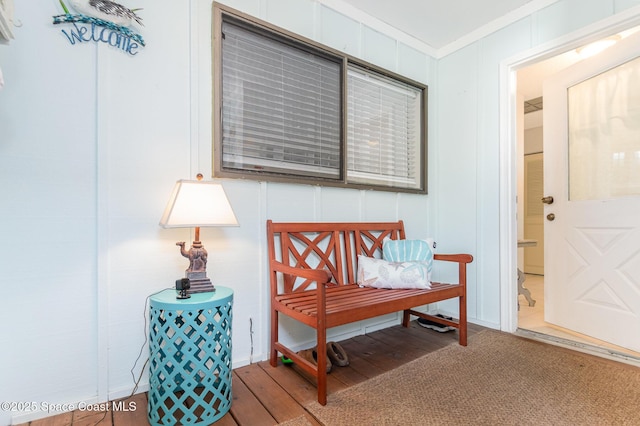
[61,22,140,55]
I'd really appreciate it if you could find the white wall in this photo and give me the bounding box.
[0,1,436,424]
[2,0,640,424]
[525,125,544,155]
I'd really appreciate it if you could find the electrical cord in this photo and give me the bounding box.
[92,287,173,426]
[249,317,254,364]
[130,287,172,393]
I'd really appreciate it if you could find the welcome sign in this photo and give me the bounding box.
[53,0,145,55]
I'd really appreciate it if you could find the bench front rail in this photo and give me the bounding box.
[266,220,473,405]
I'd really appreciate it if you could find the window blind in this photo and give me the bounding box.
[221,19,342,179]
[346,65,422,189]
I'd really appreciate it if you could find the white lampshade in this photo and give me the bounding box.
[159,180,239,228]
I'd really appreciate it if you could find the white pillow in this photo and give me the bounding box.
[357,255,431,290]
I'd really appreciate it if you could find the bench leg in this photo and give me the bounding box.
[402,309,411,327]
[459,295,467,346]
[316,328,328,405]
[270,308,278,367]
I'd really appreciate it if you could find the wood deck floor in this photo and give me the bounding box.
[20,321,484,426]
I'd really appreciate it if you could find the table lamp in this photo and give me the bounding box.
[159,174,238,293]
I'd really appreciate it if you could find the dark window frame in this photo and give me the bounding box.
[212,3,428,194]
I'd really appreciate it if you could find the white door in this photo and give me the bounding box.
[543,31,640,352]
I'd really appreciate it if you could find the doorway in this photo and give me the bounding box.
[501,16,640,363]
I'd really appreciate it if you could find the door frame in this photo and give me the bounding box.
[498,6,640,333]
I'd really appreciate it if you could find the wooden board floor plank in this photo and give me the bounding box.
[289,363,349,396]
[112,393,147,426]
[373,324,452,358]
[25,412,73,426]
[378,320,483,351]
[212,412,239,426]
[70,410,111,426]
[323,362,367,388]
[260,356,350,398]
[234,364,311,424]
[329,349,386,383]
[391,321,462,348]
[370,331,433,359]
[340,333,416,371]
[228,370,276,426]
[257,360,319,405]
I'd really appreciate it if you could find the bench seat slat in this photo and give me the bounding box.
[274,283,464,328]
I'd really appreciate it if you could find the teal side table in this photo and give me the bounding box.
[148,287,233,425]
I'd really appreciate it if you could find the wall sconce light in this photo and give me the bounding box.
[159,174,238,294]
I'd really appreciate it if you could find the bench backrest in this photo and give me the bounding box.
[267,220,406,293]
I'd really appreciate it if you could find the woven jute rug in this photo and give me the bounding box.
[306,330,640,425]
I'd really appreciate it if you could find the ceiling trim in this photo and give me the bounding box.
[319,0,561,59]
[317,0,438,57]
[436,0,560,58]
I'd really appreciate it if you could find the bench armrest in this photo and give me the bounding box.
[434,253,474,264]
[270,261,332,285]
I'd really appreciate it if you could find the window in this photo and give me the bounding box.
[213,4,427,193]
[347,65,423,190]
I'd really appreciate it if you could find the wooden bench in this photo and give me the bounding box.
[266,220,473,405]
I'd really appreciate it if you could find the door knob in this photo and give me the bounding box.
[541,196,554,204]
[547,213,555,221]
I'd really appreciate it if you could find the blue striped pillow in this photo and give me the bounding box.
[383,239,434,279]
